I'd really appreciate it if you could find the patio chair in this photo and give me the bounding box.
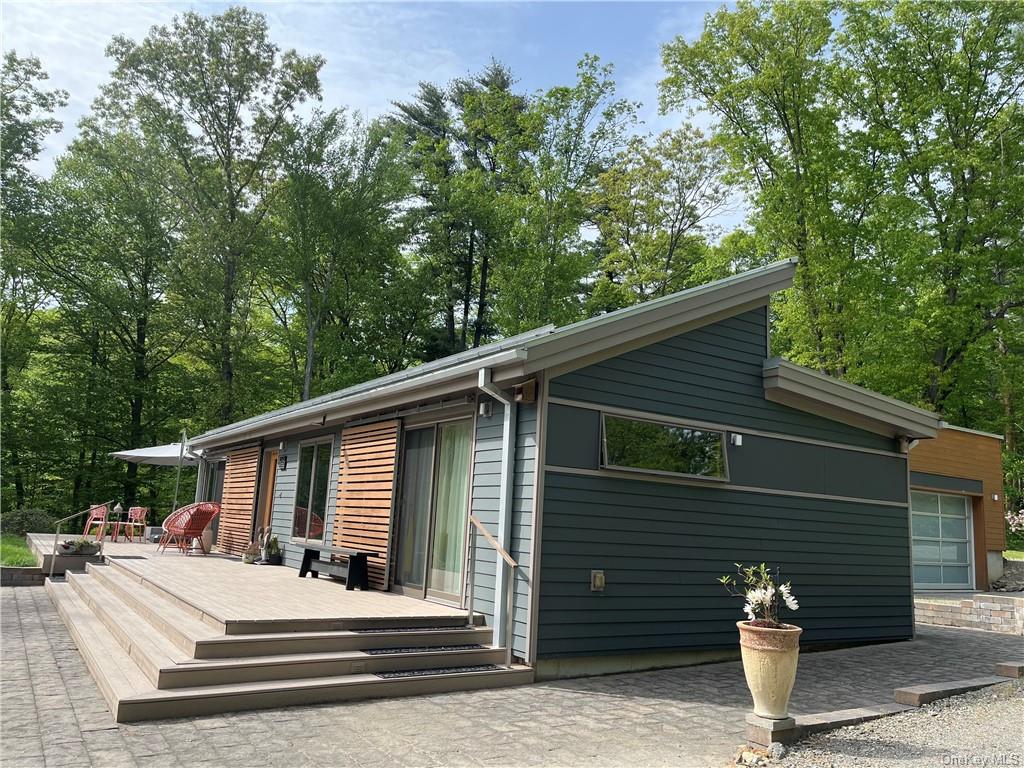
[115,506,148,542]
[82,505,109,540]
[158,502,220,555]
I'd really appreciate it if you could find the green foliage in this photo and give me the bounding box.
[0,508,56,537]
[2,3,1021,519]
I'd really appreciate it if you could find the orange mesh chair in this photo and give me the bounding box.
[82,505,109,540]
[115,506,148,542]
[158,503,220,555]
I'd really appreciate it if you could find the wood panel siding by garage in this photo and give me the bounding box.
[217,446,260,555]
[910,428,1005,551]
[333,420,400,590]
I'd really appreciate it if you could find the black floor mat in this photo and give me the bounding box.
[376,664,501,679]
[364,644,483,655]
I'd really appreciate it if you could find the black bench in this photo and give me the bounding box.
[296,542,376,590]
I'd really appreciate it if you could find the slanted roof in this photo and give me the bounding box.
[191,259,798,449]
[763,358,941,439]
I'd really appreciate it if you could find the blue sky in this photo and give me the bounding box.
[3,1,725,175]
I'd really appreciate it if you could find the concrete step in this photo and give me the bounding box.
[117,664,535,722]
[45,579,152,721]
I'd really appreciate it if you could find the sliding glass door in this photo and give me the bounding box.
[394,419,473,602]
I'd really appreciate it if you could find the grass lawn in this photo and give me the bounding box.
[1004,550,1024,561]
[0,534,37,567]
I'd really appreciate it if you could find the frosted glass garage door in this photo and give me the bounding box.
[911,491,972,590]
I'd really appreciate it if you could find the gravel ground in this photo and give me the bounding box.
[773,680,1024,768]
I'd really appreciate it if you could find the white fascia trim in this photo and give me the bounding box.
[191,348,526,449]
[764,359,941,439]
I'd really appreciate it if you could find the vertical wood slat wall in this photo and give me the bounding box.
[217,446,261,556]
[333,420,400,590]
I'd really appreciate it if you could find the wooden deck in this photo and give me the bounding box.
[90,539,467,632]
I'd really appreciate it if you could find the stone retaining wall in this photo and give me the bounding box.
[0,567,46,587]
[915,593,1024,635]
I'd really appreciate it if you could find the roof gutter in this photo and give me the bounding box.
[191,348,528,450]
[476,367,516,649]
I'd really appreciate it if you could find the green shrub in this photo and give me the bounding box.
[0,508,57,537]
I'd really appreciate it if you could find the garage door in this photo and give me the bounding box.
[911,491,972,589]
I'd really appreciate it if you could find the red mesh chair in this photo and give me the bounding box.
[115,506,148,542]
[158,502,220,555]
[82,505,109,540]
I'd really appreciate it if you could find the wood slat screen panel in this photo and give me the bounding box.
[333,420,399,590]
[217,446,260,556]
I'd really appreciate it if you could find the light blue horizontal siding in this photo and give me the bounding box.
[469,399,536,657]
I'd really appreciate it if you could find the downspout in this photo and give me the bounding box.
[477,368,517,650]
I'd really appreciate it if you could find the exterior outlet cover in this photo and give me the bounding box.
[591,569,605,592]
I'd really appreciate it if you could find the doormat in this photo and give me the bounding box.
[355,625,475,633]
[364,644,483,655]
[376,664,501,679]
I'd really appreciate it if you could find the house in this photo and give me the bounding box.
[189,258,948,678]
[909,426,1006,590]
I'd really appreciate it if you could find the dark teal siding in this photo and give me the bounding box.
[538,472,912,656]
[549,308,896,452]
[539,308,912,658]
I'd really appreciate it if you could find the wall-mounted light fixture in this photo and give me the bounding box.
[730,433,744,447]
[478,400,493,418]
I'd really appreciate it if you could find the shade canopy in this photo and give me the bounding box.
[109,443,200,467]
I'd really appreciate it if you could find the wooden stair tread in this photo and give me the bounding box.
[46,581,154,707]
[91,562,222,641]
[126,664,533,702]
[175,645,500,669]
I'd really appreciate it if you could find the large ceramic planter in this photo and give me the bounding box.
[737,620,802,719]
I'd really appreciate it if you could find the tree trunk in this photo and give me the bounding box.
[220,250,237,424]
[474,236,490,348]
[124,314,148,508]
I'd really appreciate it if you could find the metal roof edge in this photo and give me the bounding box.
[763,358,942,437]
[938,422,1005,441]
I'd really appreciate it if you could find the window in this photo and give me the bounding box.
[292,440,334,541]
[601,414,727,480]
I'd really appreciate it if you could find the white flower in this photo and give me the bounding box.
[743,603,756,621]
[778,583,799,612]
[744,587,774,620]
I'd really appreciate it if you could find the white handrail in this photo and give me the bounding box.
[48,500,114,580]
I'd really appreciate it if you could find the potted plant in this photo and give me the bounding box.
[264,536,282,566]
[57,538,102,557]
[719,563,801,720]
[242,542,261,565]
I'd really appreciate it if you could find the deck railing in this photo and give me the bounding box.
[465,514,518,669]
[48,500,114,580]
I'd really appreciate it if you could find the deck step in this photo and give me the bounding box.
[116,665,534,722]
[45,579,152,721]
[84,563,220,656]
[192,625,494,659]
[158,645,507,688]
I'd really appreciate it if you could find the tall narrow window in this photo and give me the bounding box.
[292,440,333,541]
[602,414,727,479]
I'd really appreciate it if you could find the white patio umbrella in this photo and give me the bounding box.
[109,431,200,516]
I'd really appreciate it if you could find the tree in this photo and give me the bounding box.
[103,7,323,423]
[590,126,729,309]
[262,110,411,400]
[660,1,890,378]
[40,123,193,506]
[1,52,67,509]
[839,0,1024,416]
